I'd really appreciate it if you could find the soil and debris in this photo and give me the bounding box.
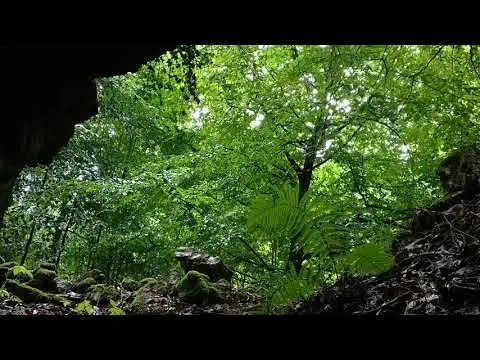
[0,249,262,315]
[293,145,480,315]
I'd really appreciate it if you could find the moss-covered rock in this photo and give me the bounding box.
[129,280,165,313]
[33,267,56,281]
[140,277,158,286]
[4,279,52,303]
[26,268,57,292]
[86,269,105,283]
[175,247,234,282]
[38,262,57,271]
[0,267,8,285]
[0,289,9,299]
[74,277,97,293]
[56,279,75,293]
[0,261,17,268]
[121,277,141,291]
[7,266,33,283]
[86,284,119,306]
[176,270,223,305]
[130,293,148,313]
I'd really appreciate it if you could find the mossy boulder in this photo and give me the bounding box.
[122,277,141,291]
[130,292,149,313]
[175,247,234,282]
[86,269,105,283]
[0,267,8,285]
[86,284,119,306]
[0,289,9,299]
[130,280,165,313]
[7,266,33,283]
[0,261,17,268]
[176,271,223,305]
[38,262,57,271]
[56,279,75,293]
[26,268,57,292]
[74,277,97,293]
[140,277,158,286]
[4,280,52,303]
[33,267,56,281]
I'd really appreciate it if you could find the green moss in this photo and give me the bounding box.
[86,284,119,306]
[33,267,56,281]
[130,293,148,313]
[176,270,223,305]
[129,281,164,313]
[0,262,17,268]
[86,269,105,282]
[0,289,9,299]
[4,280,52,303]
[74,277,97,293]
[121,277,141,291]
[27,268,57,292]
[140,277,158,286]
[7,266,33,283]
[38,262,57,271]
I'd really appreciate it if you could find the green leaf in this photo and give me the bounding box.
[108,300,126,315]
[75,300,94,315]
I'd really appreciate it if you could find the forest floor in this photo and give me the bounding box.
[292,191,480,315]
[0,282,263,315]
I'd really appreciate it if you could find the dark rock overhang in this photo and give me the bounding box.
[0,44,176,222]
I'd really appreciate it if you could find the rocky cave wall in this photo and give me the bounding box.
[0,44,175,223]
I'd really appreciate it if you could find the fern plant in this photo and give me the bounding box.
[246,184,325,271]
[261,268,322,313]
[340,241,394,275]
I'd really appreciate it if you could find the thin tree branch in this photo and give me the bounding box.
[284,150,301,173]
[369,118,405,143]
[312,157,332,170]
[238,237,276,272]
[409,46,444,79]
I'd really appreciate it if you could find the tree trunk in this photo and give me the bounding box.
[20,167,50,265]
[20,222,36,266]
[50,203,69,262]
[0,174,19,228]
[55,213,73,268]
[285,109,330,274]
[87,226,102,270]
